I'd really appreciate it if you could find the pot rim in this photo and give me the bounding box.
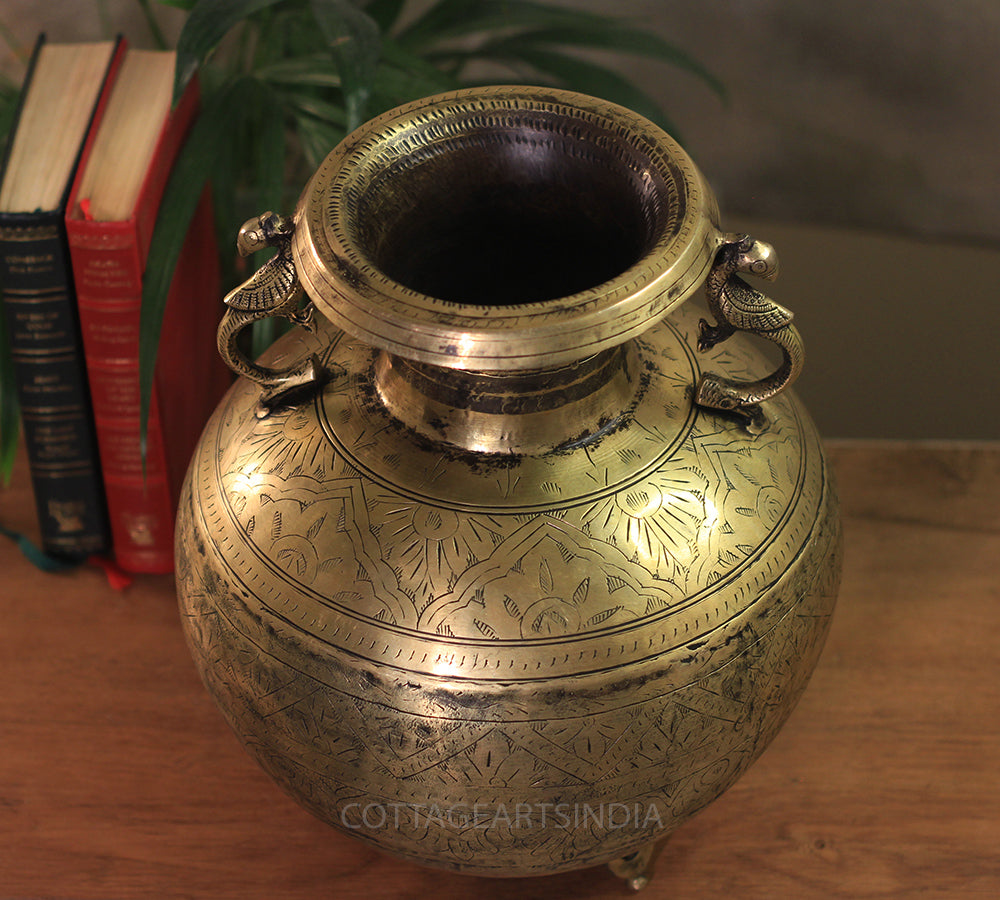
[293,85,724,372]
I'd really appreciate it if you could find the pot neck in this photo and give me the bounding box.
[373,342,641,455]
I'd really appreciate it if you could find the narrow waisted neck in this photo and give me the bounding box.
[373,343,641,455]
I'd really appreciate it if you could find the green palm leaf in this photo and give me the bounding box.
[133,0,723,462]
[310,0,381,132]
[139,76,261,444]
[256,55,341,89]
[468,45,684,138]
[398,0,618,48]
[248,81,288,359]
[440,25,725,100]
[174,0,285,100]
[365,0,407,32]
[373,39,458,107]
[293,110,346,169]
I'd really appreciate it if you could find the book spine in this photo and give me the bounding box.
[65,75,223,575]
[0,217,109,557]
[71,229,173,573]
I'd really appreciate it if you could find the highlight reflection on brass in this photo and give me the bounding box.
[176,87,841,888]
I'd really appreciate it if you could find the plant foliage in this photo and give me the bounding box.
[0,1,724,479]
[139,0,723,443]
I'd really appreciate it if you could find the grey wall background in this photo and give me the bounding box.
[587,0,1000,246]
[2,0,997,438]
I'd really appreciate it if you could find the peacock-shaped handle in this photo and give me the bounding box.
[217,211,323,411]
[694,233,805,434]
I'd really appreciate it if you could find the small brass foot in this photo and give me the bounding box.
[607,838,666,892]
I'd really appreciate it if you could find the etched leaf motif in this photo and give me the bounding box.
[532,607,571,635]
[306,514,326,541]
[418,519,681,640]
[606,574,628,592]
[319,558,345,575]
[277,547,308,577]
[587,606,622,627]
[503,595,522,619]
[735,463,762,487]
[645,595,669,613]
[475,618,498,639]
[539,558,553,594]
[272,509,282,537]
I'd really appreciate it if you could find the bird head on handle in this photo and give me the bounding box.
[235,211,294,257]
[732,234,779,281]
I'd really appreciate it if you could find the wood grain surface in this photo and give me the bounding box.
[1,441,997,899]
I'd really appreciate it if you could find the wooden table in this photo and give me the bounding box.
[2,442,998,899]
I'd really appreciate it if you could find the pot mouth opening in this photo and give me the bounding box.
[295,87,720,371]
[344,103,673,307]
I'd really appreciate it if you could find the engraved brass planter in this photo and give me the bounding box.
[176,87,841,887]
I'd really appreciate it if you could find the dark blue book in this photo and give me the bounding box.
[0,36,122,558]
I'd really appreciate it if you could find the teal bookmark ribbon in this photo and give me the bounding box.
[0,523,133,589]
[0,522,80,573]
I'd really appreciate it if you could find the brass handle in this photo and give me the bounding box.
[217,212,323,411]
[694,233,804,434]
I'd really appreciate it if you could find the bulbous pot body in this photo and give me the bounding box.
[175,87,842,879]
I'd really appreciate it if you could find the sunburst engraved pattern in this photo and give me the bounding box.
[176,299,841,874]
[419,516,682,639]
[208,306,805,648]
[178,473,840,872]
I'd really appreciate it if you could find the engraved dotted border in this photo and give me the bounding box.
[293,87,721,368]
[194,373,825,684]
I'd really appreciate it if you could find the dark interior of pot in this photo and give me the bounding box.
[349,114,674,306]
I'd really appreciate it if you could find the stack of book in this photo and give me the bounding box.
[0,36,230,574]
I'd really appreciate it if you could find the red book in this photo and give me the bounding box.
[65,49,229,573]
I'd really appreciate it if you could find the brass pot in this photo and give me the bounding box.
[176,87,841,888]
